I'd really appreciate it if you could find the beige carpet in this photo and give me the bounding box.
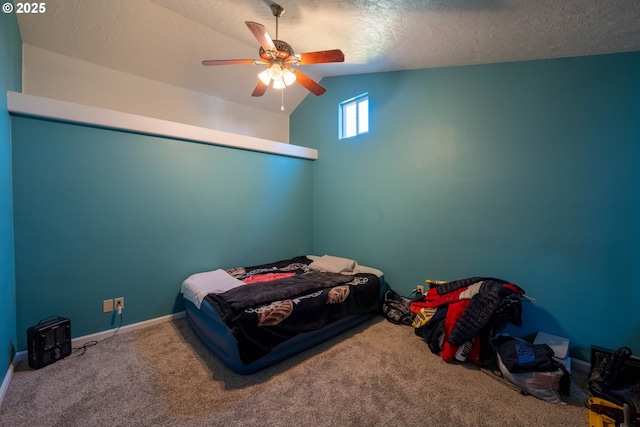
[0,316,590,426]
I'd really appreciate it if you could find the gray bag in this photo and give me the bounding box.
[381,290,413,326]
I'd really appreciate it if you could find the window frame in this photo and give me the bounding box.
[339,93,369,139]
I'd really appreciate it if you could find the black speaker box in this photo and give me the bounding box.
[591,345,640,377]
[27,316,71,369]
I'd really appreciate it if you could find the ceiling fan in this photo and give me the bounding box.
[201,2,344,99]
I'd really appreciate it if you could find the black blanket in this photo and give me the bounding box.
[205,256,381,365]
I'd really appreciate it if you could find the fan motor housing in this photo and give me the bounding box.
[260,40,294,60]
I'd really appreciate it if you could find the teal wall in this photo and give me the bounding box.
[291,52,640,360]
[1,11,21,375]
[12,118,313,350]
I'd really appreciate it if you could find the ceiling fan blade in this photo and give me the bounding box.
[293,49,345,65]
[294,70,326,96]
[252,80,269,97]
[245,21,277,53]
[201,59,259,66]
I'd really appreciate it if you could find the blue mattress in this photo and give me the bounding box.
[184,274,388,374]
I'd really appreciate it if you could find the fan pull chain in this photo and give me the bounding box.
[281,88,285,111]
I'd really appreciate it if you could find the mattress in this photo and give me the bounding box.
[182,255,387,374]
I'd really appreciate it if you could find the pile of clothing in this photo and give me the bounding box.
[406,277,577,404]
[412,277,525,366]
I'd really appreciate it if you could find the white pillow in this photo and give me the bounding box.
[309,255,359,274]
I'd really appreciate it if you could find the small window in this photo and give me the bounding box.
[339,93,369,139]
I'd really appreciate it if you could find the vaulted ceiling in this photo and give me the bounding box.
[16,0,640,115]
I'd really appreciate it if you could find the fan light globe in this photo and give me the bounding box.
[282,68,296,86]
[268,64,283,80]
[273,68,297,89]
[258,69,271,85]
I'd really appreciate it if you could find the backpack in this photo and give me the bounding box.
[381,290,414,326]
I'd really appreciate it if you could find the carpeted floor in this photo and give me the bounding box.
[0,315,591,426]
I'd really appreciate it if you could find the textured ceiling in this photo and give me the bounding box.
[16,0,640,115]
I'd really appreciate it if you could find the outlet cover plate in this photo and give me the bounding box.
[103,299,114,313]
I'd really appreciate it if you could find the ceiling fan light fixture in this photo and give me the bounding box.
[258,63,295,89]
[202,5,343,99]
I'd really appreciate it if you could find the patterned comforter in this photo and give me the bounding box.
[205,256,381,365]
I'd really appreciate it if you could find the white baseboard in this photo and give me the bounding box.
[571,357,591,373]
[0,353,19,407]
[68,311,186,354]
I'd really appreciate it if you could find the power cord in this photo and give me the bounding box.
[70,303,123,357]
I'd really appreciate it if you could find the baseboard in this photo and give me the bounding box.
[0,352,19,407]
[571,357,590,373]
[13,311,186,364]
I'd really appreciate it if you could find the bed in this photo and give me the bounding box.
[181,255,387,374]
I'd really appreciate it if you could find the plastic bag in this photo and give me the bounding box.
[493,335,568,404]
[496,352,565,403]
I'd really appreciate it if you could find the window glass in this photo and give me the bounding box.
[339,93,369,139]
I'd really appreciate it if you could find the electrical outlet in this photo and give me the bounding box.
[416,285,424,294]
[114,297,124,310]
[103,299,114,313]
